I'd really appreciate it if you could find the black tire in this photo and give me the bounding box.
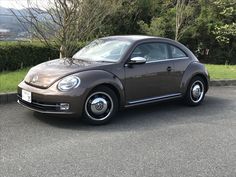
[184,76,206,106]
[82,86,118,125]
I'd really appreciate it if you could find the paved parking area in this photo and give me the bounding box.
[0,86,236,177]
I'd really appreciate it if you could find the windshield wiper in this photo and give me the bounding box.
[72,58,86,62]
[96,60,116,63]
[73,58,116,63]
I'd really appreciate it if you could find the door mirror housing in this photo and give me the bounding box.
[129,57,147,64]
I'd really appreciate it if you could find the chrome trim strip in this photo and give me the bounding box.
[146,57,189,64]
[17,95,60,108]
[128,93,182,105]
[17,100,74,115]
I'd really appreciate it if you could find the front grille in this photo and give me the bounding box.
[17,95,61,112]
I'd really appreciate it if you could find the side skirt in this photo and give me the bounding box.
[125,93,182,108]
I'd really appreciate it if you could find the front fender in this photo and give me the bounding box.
[180,62,210,94]
[75,70,125,107]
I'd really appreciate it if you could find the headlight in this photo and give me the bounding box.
[58,76,80,91]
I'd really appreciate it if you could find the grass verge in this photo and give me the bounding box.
[206,64,236,80]
[0,68,29,93]
[0,64,236,93]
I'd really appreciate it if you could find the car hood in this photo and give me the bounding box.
[24,59,111,88]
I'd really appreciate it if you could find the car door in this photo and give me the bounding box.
[124,42,176,104]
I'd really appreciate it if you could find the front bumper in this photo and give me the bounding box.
[17,80,86,116]
[17,96,73,114]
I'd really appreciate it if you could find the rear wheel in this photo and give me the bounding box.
[184,76,206,106]
[83,86,118,125]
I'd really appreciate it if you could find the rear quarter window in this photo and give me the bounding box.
[170,45,187,58]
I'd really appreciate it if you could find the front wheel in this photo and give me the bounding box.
[82,86,118,125]
[184,76,206,106]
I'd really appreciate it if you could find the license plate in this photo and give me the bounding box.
[22,90,32,103]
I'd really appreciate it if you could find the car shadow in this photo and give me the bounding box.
[32,95,232,132]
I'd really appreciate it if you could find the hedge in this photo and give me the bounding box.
[0,42,60,72]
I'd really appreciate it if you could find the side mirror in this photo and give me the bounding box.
[129,57,147,64]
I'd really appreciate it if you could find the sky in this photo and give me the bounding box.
[0,0,49,9]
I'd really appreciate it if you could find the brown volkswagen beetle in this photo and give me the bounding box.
[17,35,210,124]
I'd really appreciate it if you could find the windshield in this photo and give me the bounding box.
[73,39,132,62]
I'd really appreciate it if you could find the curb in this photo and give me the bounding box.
[0,92,17,104]
[210,79,236,86]
[1,80,236,105]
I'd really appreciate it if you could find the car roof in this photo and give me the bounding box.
[101,35,197,61]
[101,35,166,42]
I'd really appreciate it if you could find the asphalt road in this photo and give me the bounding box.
[0,86,236,177]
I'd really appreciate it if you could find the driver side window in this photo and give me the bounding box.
[131,43,169,62]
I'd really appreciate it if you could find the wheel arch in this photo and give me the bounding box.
[181,62,210,94]
[76,70,125,108]
[90,83,122,108]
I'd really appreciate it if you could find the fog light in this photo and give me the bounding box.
[60,103,70,110]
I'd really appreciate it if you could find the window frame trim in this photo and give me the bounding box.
[129,41,171,62]
[146,57,189,64]
[128,41,189,64]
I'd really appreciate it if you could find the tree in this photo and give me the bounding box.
[213,0,236,44]
[212,0,236,63]
[175,0,195,41]
[98,0,158,36]
[11,0,118,58]
[138,0,197,41]
[138,11,175,38]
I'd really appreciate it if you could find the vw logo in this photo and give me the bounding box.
[31,75,39,83]
[95,102,104,111]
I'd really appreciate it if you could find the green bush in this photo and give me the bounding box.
[0,42,59,72]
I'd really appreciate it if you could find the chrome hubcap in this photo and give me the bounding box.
[90,98,108,115]
[85,92,113,121]
[190,81,204,103]
[192,85,201,99]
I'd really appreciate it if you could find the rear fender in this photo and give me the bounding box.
[180,62,210,94]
